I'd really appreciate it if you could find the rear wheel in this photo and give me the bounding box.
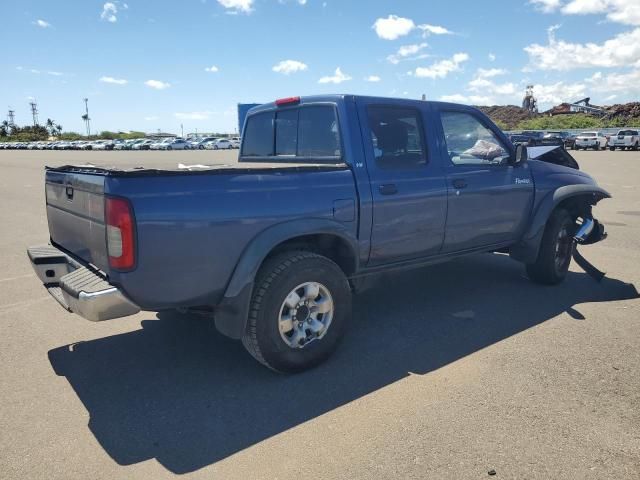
[633,142,639,151]
[242,251,351,373]
[610,146,616,151]
[526,209,575,285]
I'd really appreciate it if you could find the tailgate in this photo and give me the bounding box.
[45,170,109,271]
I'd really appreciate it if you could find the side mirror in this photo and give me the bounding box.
[513,144,528,165]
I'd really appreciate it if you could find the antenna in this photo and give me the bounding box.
[7,108,15,126]
[82,98,91,136]
[29,101,39,126]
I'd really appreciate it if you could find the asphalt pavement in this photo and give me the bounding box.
[0,149,639,479]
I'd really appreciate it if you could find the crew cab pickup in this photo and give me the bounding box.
[28,95,609,372]
[609,129,639,151]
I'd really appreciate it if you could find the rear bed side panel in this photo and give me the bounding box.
[104,169,358,311]
[45,171,109,271]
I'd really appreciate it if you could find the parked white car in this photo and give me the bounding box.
[574,132,608,150]
[132,139,153,150]
[150,138,174,150]
[609,129,639,151]
[159,138,190,150]
[209,138,234,150]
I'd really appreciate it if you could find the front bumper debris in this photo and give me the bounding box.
[27,245,140,321]
[572,217,608,282]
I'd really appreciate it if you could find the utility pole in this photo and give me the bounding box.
[181,123,184,138]
[29,101,39,126]
[7,108,16,127]
[82,98,91,137]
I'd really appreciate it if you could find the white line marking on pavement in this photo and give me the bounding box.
[0,273,35,283]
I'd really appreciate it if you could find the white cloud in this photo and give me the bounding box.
[414,53,469,79]
[488,53,496,61]
[387,42,428,64]
[100,76,128,85]
[318,67,352,84]
[372,15,453,40]
[174,111,215,120]
[101,2,118,22]
[530,0,563,12]
[525,25,640,70]
[144,116,159,121]
[365,75,381,82]
[34,19,51,28]
[467,68,516,96]
[585,69,640,93]
[531,0,640,26]
[145,79,171,90]
[534,81,587,105]
[204,65,219,73]
[439,94,494,105]
[272,60,308,75]
[372,15,415,40]
[218,0,253,13]
[47,71,63,76]
[562,0,640,26]
[30,69,41,74]
[417,24,452,36]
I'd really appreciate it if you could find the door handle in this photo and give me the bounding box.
[452,179,467,189]
[379,184,398,195]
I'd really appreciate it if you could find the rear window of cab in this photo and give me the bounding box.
[241,105,342,162]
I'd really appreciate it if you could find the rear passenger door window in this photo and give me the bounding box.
[366,106,427,170]
[440,111,509,166]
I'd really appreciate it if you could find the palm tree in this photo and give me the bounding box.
[46,118,54,134]
[55,124,62,136]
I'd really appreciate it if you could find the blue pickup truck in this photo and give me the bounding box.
[28,95,609,372]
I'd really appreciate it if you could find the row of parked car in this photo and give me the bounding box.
[508,129,640,151]
[0,136,241,151]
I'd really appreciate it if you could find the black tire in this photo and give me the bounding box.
[610,146,615,151]
[526,209,575,285]
[633,143,639,151]
[242,251,351,373]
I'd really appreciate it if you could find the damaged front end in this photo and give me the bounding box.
[572,215,608,281]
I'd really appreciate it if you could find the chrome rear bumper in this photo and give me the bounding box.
[27,245,140,321]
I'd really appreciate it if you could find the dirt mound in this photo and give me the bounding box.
[603,102,640,121]
[475,105,538,130]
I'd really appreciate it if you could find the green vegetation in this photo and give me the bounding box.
[514,113,640,130]
[0,124,148,142]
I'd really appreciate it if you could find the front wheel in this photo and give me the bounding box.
[610,146,616,151]
[242,251,351,373]
[633,143,639,151]
[526,209,575,285]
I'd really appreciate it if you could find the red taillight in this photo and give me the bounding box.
[275,96,300,106]
[105,197,135,270]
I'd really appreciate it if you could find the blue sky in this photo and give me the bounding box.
[2,0,639,134]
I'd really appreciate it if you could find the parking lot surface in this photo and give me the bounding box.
[0,149,639,479]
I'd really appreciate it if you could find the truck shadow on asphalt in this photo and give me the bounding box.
[48,253,638,474]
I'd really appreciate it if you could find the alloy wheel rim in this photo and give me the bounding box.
[278,282,334,349]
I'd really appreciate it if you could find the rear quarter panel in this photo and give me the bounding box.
[105,169,358,310]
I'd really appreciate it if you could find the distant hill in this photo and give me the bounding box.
[476,102,640,130]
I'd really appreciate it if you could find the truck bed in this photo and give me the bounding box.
[44,160,357,311]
